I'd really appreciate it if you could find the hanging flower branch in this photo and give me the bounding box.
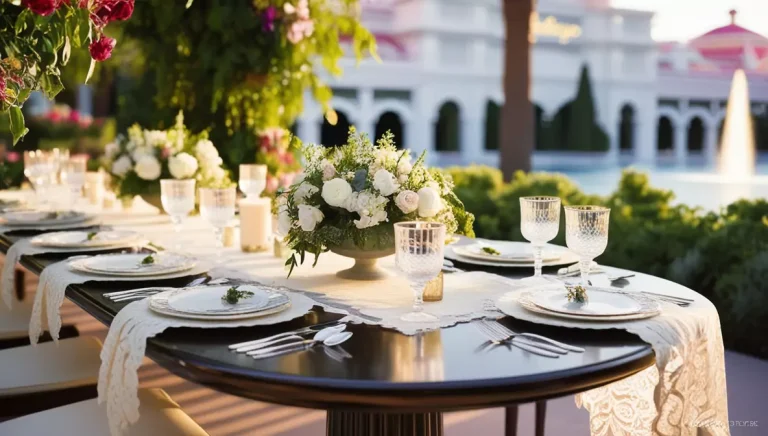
[0,0,135,144]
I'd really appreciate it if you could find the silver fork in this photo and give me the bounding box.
[473,322,559,358]
[483,320,585,353]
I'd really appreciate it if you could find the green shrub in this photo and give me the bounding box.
[446,165,768,359]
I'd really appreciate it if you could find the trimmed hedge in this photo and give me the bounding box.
[445,165,768,359]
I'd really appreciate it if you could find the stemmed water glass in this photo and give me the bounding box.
[239,164,267,199]
[60,156,88,205]
[199,187,236,261]
[564,206,611,287]
[161,179,196,250]
[520,196,561,280]
[394,222,446,323]
[24,150,55,208]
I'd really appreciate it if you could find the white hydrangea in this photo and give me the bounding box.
[134,155,162,181]
[351,190,389,229]
[195,139,222,168]
[297,204,323,231]
[372,169,400,197]
[111,155,133,177]
[104,142,120,160]
[293,183,319,205]
[168,152,199,179]
[131,145,154,162]
[143,130,168,147]
[321,178,352,207]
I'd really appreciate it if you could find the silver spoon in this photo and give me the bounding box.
[235,324,346,353]
[249,331,353,357]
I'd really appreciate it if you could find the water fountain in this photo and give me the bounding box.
[718,69,756,179]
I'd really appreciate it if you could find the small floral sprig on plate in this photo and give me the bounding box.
[86,232,98,241]
[221,286,255,305]
[566,285,589,303]
[277,128,475,276]
[481,246,500,256]
[140,254,155,265]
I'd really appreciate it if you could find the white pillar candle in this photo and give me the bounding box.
[239,197,272,252]
[84,172,104,206]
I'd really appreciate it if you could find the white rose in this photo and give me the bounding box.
[111,155,133,177]
[297,204,323,231]
[321,178,353,207]
[372,169,400,196]
[320,159,336,181]
[168,152,199,179]
[104,142,120,160]
[294,183,319,205]
[195,139,220,163]
[397,160,412,176]
[417,187,443,218]
[395,190,419,214]
[134,155,162,181]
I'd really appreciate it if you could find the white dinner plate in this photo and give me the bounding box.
[497,289,661,322]
[167,285,272,316]
[31,230,142,249]
[149,288,291,321]
[446,243,579,268]
[1,210,90,226]
[454,241,562,263]
[71,253,196,277]
[529,287,643,316]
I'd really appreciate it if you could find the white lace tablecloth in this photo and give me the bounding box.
[491,274,729,436]
[97,269,341,436]
[27,256,211,346]
[1,237,146,309]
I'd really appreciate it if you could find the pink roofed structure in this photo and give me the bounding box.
[685,10,768,73]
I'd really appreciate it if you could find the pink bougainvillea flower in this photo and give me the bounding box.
[22,0,61,17]
[89,36,116,61]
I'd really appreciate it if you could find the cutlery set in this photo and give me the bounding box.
[474,319,584,358]
[229,324,352,360]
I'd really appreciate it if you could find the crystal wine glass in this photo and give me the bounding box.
[564,206,610,287]
[394,222,446,323]
[199,186,236,261]
[520,196,561,280]
[60,156,88,205]
[161,179,196,250]
[239,164,267,199]
[24,150,55,208]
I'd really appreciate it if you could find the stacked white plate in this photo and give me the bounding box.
[148,284,291,321]
[31,230,143,249]
[70,253,197,277]
[1,210,97,229]
[497,286,661,322]
[446,240,579,268]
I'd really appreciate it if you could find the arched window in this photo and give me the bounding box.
[619,104,635,151]
[657,116,674,151]
[484,100,501,150]
[687,117,705,151]
[320,110,351,147]
[434,101,461,152]
[375,111,404,149]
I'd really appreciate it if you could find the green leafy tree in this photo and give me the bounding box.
[118,0,376,173]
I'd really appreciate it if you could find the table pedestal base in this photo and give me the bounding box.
[326,411,443,436]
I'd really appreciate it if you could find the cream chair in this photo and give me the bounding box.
[0,336,102,417]
[0,388,209,436]
[0,295,79,349]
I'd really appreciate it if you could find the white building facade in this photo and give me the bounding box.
[295,0,768,169]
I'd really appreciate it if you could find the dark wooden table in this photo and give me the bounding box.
[1,233,655,436]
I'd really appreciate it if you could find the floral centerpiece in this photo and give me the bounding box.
[278,129,475,279]
[102,112,231,205]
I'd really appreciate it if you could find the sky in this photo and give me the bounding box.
[612,0,768,42]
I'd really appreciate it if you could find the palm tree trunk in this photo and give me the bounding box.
[500,0,534,179]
